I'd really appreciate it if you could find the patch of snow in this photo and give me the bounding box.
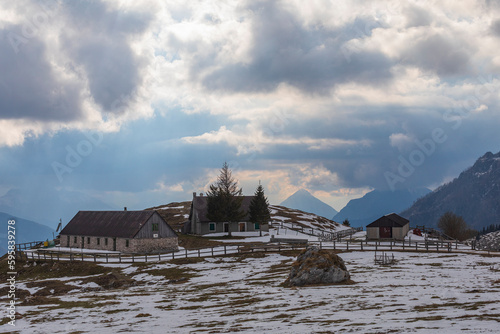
[14,251,500,333]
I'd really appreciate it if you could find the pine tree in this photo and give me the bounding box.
[249,183,271,236]
[206,162,245,237]
[342,219,350,227]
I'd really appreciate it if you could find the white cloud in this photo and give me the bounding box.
[389,132,414,151]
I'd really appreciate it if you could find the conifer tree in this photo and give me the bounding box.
[249,183,271,236]
[206,162,245,237]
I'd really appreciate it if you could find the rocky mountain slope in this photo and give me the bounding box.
[333,188,430,228]
[401,151,500,229]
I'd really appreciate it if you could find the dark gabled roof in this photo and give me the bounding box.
[60,211,159,238]
[367,213,410,228]
[190,195,255,223]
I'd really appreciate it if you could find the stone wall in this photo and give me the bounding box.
[129,237,178,253]
[61,234,178,253]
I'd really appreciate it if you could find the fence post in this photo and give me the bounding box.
[390,241,392,250]
[333,240,336,250]
[361,242,363,251]
[106,254,108,263]
[211,247,214,257]
[57,253,60,261]
[319,241,322,250]
[158,251,161,261]
[347,241,349,251]
[81,252,84,261]
[94,254,96,263]
[172,251,175,260]
[119,253,121,263]
[198,249,201,257]
[145,254,148,262]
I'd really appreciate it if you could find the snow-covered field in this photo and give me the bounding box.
[5,250,500,333]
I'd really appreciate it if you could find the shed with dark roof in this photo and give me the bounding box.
[60,210,178,253]
[366,213,410,240]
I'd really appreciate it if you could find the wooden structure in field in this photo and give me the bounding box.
[366,213,410,241]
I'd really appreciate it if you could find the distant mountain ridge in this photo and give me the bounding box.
[0,212,54,255]
[401,151,500,230]
[279,189,338,220]
[333,188,431,228]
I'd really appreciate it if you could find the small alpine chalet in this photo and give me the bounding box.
[185,192,270,235]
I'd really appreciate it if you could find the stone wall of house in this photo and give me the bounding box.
[129,237,178,253]
[60,234,178,253]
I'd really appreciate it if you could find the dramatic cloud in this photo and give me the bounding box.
[0,24,83,122]
[0,0,154,146]
[1,0,500,227]
[199,1,393,94]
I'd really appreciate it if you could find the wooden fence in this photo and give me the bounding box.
[16,243,306,264]
[15,241,44,251]
[15,238,499,264]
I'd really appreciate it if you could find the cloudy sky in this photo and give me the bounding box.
[1,0,500,226]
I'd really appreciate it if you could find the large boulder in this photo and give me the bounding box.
[285,246,350,287]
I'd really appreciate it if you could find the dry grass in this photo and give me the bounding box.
[177,234,224,249]
[145,201,191,231]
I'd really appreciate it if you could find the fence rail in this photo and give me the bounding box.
[15,238,500,264]
[15,241,44,251]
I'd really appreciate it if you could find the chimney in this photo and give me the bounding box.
[124,207,127,211]
[193,192,197,198]
[200,192,203,196]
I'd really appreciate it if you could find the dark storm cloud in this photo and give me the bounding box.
[0,25,83,121]
[0,0,152,123]
[404,5,433,28]
[61,0,152,112]
[402,34,471,76]
[199,1,393,94]
[490,19,500,37]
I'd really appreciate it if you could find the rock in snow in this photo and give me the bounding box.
[285,246,350,286]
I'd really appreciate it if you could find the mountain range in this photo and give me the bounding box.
[279,189,338,219]
[401,151,500,230]
[0,211,55,255]
[333,188,431,228]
